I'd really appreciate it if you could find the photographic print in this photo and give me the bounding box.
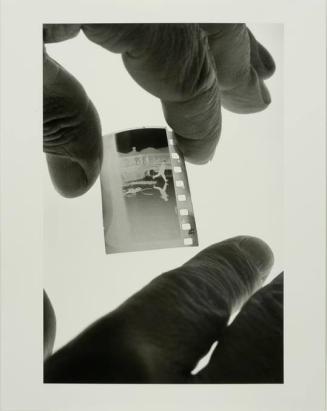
[41,23,285,386]
[3,6,326,409]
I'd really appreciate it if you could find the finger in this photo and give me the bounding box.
[247,29,276,80]
[195,273,283,383]
[200,24,275,113]
[82,24,221,164]
[44,290,56,360]
[43,24,82,43]
[44,236,274,383]
[44,49,103,197]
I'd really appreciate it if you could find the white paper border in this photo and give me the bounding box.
[1,1,326,410]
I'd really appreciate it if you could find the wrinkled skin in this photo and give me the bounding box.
[44,236,283,384]
[43,23,275,197]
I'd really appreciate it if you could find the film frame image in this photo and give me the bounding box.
[100,128,198,254]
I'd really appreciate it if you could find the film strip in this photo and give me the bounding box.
[100,127,199,254]
[167,130,199,248]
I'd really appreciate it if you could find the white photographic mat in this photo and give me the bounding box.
[100,128,198,253]
[0,1,326,411]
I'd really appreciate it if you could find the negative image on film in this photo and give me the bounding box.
[100,128,198,254]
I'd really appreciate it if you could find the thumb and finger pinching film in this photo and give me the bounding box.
[100,128,198,254]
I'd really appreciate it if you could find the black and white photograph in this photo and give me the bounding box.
[101,127,198,253]
[42,22,285,385]
[1,2,326,410]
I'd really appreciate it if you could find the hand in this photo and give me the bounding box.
[43,24,275,198]
[43,236,283,383]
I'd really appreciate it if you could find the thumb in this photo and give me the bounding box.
[43,49,103,197]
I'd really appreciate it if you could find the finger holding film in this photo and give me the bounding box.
[200,23,276,113]
[44,236,274,383]
[43,48,103,197]
[82,23,222,164]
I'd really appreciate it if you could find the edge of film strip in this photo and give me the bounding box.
[167,129,199,247]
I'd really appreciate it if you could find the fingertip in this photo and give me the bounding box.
[257,42,276,78]
[186,235,275,289]
[175,132,218,165]
[46,154,97,198]
[236,236,275,282]
[247,27,276,80]
[221,75,272,114]
[213,235,274,280]
[45,104,102,198]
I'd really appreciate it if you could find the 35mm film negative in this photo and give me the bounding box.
[100,127,198,254]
